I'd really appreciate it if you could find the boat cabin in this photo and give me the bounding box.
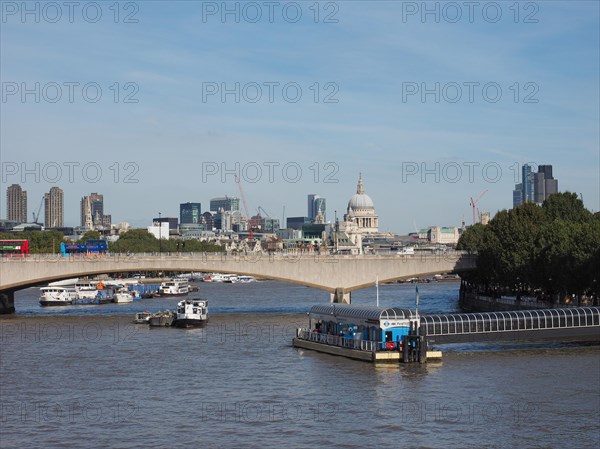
[176,299,208,320]
[306,304,420,350]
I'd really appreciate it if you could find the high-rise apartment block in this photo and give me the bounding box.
[44,187,64,228]
[6,184,27,223]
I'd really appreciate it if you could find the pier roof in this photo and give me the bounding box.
[309,304,417,322]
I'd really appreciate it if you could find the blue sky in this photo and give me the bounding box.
[1,1,599,231]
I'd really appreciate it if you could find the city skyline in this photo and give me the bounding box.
[1,166,578,234]
[1,2,598,231]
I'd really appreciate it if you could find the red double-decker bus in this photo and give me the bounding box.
[0,239,30,256]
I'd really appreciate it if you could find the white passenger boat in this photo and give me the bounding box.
[208,273,226,283]
[74,281,101,299]
[39,287,78,306]
[238,276,256,283]
[114,287,134,303]
[159,279,189,296]
[172,299,208,328]
[222,274,239,283]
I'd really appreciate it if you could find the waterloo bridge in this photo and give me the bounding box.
[0,252,476,314]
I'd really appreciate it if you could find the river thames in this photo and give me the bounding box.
[1,281,598,448]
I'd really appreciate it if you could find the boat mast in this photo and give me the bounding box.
[415,284,420,335]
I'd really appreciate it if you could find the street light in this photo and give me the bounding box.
[158,212,162,254]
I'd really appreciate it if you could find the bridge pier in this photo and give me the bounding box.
[0,292,15,315]
[330,288,351,304]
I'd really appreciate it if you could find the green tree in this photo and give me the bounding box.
[107,229,225,253]
[456,223,486,252]
[109,229,159,253]
[483,203,545,287]
[534,219,581,296]
[542,192,591,223]
[78,230,102,242]
[460,196,598,301]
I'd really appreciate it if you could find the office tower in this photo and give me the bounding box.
[308,194,326,222]
[534,165,558,204]
[513,183,523,208]
[521,164,534,203]
[534,172,546,203]
[44,187,64,228]
[201,211,214,230]
[209,196,240,213]
[308,194,317,220]
[6,184,27,223]
[287,216,311,230]
[538,165,552,179]
[180,202,201,224]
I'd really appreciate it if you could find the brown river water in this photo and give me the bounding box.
[1,281,598,448]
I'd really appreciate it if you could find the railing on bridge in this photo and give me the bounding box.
[0,250,474,261]
[421,307,600,337]
[296,329,379,352]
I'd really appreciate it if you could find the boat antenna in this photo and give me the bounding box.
[376,275,379,307]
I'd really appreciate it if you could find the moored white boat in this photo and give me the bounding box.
[114,287,134,303]
[172,299,208,328]
[159,279,189,296]
[238,276,256,283]
[208,273,226,283]
[74,281,101,299]
[222,274,239,283]
[39,287,78,306]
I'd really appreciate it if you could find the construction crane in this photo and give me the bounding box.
[235,175,253,240]
[257,206,271,217]
[469,190,488,225]
[32,196,44,224]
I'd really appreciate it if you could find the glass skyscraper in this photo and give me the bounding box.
[180,202,201,224]
[308,194,326,222]
[521,164,535,203]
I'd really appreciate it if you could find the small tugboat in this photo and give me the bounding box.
[133,311,152,323]
[148,310,175,327]
[172,299,208,328]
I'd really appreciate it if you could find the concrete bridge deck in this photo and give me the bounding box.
[0,252,476,313]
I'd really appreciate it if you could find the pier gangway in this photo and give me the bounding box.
[420,307,600,344]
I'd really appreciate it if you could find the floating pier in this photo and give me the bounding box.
[293,305,600,363]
